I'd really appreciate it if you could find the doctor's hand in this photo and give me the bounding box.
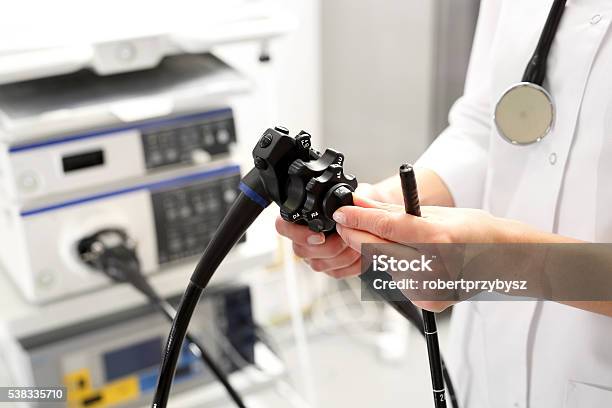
[332,195,529,311]
[333,195,515,250]
[275,184,387,278]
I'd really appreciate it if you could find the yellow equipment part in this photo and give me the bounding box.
[64,369,140,407]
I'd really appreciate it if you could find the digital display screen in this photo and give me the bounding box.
[62,150,105,173]
[103,337,162,381]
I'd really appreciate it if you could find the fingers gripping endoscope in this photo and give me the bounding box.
[152,127,457,408]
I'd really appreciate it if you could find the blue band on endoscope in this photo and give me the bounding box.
[239,182,270,208]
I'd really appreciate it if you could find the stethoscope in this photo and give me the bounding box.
[495,0,567,145]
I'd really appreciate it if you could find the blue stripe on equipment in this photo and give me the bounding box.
[239,182,270,208]
[9,108,233,153]
[20,165,241,218]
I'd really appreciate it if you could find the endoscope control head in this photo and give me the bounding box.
[251,127,358,233]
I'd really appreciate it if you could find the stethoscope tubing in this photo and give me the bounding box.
[523,0,568,85]
[495,0,566,145]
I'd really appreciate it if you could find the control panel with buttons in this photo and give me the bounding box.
[141,109,236,170]
[10,164,243,303]
[5,108,238,204]
[151,172,242,264]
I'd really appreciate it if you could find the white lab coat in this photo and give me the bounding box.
[416,0,612,407]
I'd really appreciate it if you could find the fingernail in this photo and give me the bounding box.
[333,211,347,225]
[307,234,325,245]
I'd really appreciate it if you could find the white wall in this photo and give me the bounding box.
[271,0,323,143]
[321,0,437,183]
[214,0,322,145]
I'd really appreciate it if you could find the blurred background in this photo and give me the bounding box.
[0,0,478,407]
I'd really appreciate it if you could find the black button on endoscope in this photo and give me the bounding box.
[254,157,268,170]
[296,131,312,150]
[325,185,353,218]
[274,126,290,135]
[259,134,273,148]
[309,219,325,233]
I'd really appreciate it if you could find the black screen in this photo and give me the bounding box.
[62,150,105,173]
[103,337,162,381]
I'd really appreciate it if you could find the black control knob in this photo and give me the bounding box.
[323,185,355,219]
[279,148,348,225]
[302,164,357,232]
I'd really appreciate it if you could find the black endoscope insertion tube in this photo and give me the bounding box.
[152,170,270,408]
[400,164,447,408]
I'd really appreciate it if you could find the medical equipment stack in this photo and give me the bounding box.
[0,2,295,407]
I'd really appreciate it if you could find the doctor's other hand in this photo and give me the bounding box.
[332,195,559,311]
[275,183,385,279]
[332,195,518,250]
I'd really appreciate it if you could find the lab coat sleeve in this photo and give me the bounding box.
[416,0,502,209]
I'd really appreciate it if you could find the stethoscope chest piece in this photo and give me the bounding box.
[495,82,554,145]
[494,0,567,146]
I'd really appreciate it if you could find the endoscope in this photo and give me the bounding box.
[151,127,457,408]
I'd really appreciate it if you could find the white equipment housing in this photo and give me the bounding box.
[0,2,293,303]
[0,2,297,407]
